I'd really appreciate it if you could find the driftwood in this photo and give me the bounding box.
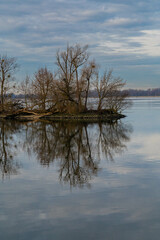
[0,110,53,120]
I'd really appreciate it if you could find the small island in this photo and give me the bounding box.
[0,44,130,121]
[0,109,125,122]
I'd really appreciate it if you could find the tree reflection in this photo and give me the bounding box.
[0,120,22,178]
[24,120,132,187]
[97,122,130,161]
[0,120,132,186]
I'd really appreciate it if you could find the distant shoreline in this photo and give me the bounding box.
[128,96,160,98]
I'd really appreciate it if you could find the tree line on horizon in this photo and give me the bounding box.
[11,87,160,98]
[123,88,160,97]
[0,44,130,114]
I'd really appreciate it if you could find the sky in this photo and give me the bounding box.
[0,0,160,89]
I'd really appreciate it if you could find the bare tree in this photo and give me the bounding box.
[14,44,130,115]
[55,45,130,114]
[93,69,128,112]
[0,56,18,111]
[105,90,131,113]
[80,60,97,110]
[55,44,90,113]
[31,67,54,111]
[19,75,31,109]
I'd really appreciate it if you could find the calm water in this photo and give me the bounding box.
[1,97,160,239]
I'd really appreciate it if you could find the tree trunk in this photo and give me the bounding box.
[1,68,5,111]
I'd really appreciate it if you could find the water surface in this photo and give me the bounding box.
[0,97,160,239]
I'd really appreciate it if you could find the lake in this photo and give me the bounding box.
[0,97,160,240]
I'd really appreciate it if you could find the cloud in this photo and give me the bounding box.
[0,0,160,86]
[82,29,160,59]
[104,17,135,26]
[127,30,160,57]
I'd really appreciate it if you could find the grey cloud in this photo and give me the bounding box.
[0,0,160,87]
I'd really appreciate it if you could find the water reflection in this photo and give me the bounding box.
[0,120,21,178]
[0,120,132,186]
